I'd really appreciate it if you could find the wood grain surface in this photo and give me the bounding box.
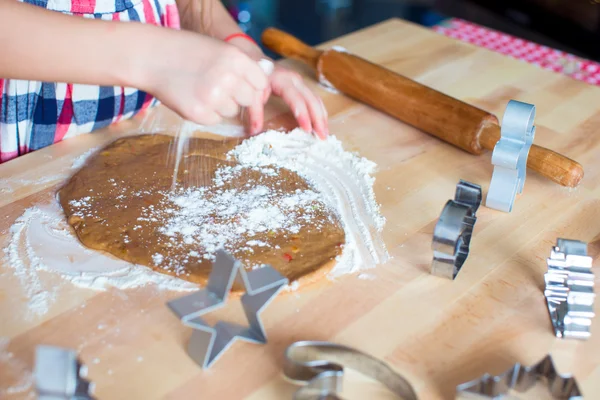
[261,27,585,189]
[1,18,600,399]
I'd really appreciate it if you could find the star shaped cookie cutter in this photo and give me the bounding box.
[456,354,583,399]
[544,238,595,340]
[431,180,482,280]
[485,100,536,213]
[167,249,289,368]
[283,341,418,400]
[34,345,95,400]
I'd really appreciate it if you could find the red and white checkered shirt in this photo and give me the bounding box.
[0,0,180,163]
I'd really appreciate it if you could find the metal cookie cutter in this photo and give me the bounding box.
[431,180,482,280]
[485,100,536,213]
[283,341,418,400]
[544,238,596,340]
[456,354,582,399]
[167,249,288,368]
[34,345,95,400]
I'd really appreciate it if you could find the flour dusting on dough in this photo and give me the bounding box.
[3,202,197,316]
[229,128,388,276]
[6,202,196,290]
[3,145,194,318]
[145,180,333,271]
[3,128,386,317]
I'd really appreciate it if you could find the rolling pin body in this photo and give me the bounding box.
[262,28,584,188]
[320,50,496,155]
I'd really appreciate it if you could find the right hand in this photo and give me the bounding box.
[137,28,268,125]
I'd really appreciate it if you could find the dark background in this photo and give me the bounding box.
[223,0,600,62]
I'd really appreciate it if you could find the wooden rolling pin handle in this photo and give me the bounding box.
[261,28,584,188]
[479,122,584,188]
[262,28,322,70]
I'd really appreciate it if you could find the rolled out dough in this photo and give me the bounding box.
[58,134,345,288]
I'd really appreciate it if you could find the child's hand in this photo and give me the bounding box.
[138,29,268,125]
[227,36,329,139]
[247,65,329,140]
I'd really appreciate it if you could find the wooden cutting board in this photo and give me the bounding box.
[1,18,599,399]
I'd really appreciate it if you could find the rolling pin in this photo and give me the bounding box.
[261,28,584,188]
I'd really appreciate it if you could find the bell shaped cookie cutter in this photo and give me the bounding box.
[485,100,536,213]
[283,341,418,400]
[431,180,482,280]
[456,354,582,399]
[167,249,288,368]
[544,239,595,340]
[34,345,95,400]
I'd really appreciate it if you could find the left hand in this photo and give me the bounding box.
[228,36,329,140]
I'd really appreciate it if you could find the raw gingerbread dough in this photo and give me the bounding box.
[58,134,345,288]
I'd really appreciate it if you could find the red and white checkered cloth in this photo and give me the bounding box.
[433,18,600,86]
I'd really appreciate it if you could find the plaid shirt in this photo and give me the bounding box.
[0,0,180,163]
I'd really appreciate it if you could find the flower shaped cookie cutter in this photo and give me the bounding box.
[544,238,595,340]
[485,100,536,213]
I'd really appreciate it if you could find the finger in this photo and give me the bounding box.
[247,92,265,135]
[281,87,312,133]
[232,80,258,107]
[216,97,240,119]
[238,59,269,92]
[188,103,221,125]
[262,86,271,104]
[318,97,330,139]
[272,79,312,133]
[292,78,329,139]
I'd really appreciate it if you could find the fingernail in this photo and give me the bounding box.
[314,121,324,139]
[315,127,326,140]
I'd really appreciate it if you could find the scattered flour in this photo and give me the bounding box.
[71,147,100,170]
[318,82,341,95]
[3,201,197,316]
[0,338,34,398]
[358,273,377,280]
[187,123,245,138]
[141,112,245,138]
[3,128,386,318]
[138,165,333,272]
[284,281,301,292]
[317,46,350,94]
[169,120,244,188]
[1,146,99,196]
[229,129,388,276]
[331,45,350,53]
